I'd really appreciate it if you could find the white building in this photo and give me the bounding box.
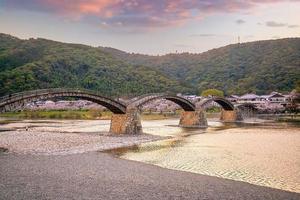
[230,92,292,108]
[237,94,263,104]
[261,92,291,104]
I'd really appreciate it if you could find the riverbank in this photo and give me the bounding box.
[1,110,299,122]
[0,130,165,155]
[0,119,167,155]
[0,110,180,120]
[1,118,299,196]
[0,152,299,200]
[0,110,113,120]
[276,115,300,122]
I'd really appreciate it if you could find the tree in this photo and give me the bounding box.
[295,80,300,93]
[287,81,300,113]
[201,89,224,97]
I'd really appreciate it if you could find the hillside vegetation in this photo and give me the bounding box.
[0,33,191,97]
[100,38,300,95]
[0,33,299,97]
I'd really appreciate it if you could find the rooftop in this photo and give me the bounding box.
[239,94,260,100]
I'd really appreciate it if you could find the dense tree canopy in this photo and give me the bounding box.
[0,34,191,97]
[101,38,300,95]
[295,81,300,93]
[201,89,224,97]
[0,33,299,97]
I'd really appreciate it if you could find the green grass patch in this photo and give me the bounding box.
[205,107,222,113]
[0,110,112,120]
[276,116,300,123]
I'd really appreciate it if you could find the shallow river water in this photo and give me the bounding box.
[0,117,300,193]
[113,119,300,193]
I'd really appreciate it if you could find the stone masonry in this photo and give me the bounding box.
[179,110,208,128]
[110,108,142,134]
[220,109,243,122]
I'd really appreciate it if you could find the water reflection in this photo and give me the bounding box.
[110,119,300,193]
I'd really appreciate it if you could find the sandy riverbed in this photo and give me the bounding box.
[1,152,299,200]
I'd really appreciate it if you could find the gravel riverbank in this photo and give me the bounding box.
[0,152,299,200]
[0,119,167,155]
[0,130,165,155]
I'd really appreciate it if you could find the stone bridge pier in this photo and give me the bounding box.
[110,108,208,134]
[110,108,142,135]
[110,108,243,134]
[220,109,243,122]
[179,109,208,128]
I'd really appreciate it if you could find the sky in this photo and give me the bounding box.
[0,0,300,55]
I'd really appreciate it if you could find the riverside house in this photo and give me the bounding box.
[230,92,292,106]
[237,94,263,104]
[261,92,291,105]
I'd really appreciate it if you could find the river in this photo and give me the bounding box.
[0,117,299,193]
[111,119,300,193]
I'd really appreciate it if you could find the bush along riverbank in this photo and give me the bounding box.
[0,110,182,120]
[0,110,112,120]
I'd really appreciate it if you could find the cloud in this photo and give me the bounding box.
[244,35,254,39]
[288,25,299,28]
[272,36,281,39]
[174,44,193,48]
[3,0,299,29]
[266,21,287,27]
[265,21,299,28]
[236,19,246,24]
[190,34,234,38]
[190,34,216,37]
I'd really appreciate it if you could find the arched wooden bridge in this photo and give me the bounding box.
[0,89,127,114]
[128,93,196,111]
[198,97,235,111]
[0,89,247,134]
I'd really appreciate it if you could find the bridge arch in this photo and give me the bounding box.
[128,93,196,111]
[121,93,206,132]
[198,97,235,111]
[0,89,127,114]
[235,103,258,119]
[235,103,258,111]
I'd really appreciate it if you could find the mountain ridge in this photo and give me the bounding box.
[0,33,192,97]
[0,33,299,97]
[100,38,300,95]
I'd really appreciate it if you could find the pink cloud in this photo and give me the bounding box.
[38,0,118,19]
[3,0,298,28]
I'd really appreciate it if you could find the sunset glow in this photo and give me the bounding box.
[1,0,300,54]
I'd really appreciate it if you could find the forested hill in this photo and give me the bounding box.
[100,38,300,95]
[0,33,299,97]
[0,33,192,97]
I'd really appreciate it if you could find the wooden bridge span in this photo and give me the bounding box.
[0,89,244,134]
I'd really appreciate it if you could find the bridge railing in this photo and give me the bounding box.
[0,89,184,108]
[1,89,64,102]
[0,88,121,104]
[197,97,235,111]
[128,92,184,106]
[128,93,166,104]
[0,89,48,102]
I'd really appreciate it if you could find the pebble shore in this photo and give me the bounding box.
[0,130,165,155]
[0,119,167,155]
